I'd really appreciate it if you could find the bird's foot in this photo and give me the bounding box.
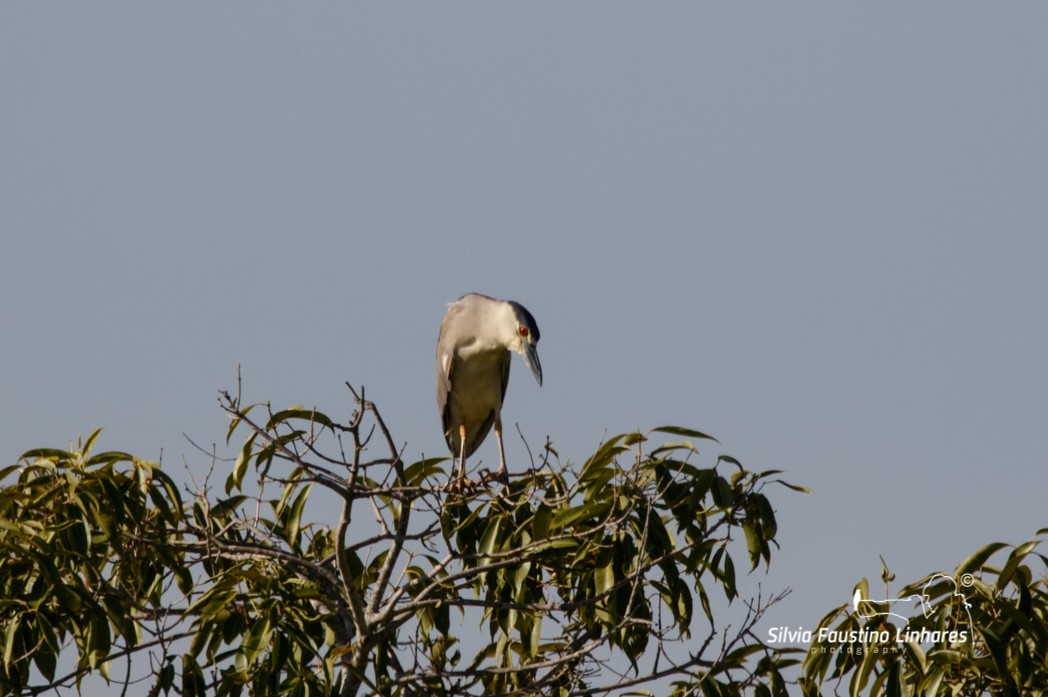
[446,476,479,495]
[480,467,509,486]
[445,469,508,496]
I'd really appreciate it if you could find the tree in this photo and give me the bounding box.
[800,533,1048,696]
[0,384,803,696]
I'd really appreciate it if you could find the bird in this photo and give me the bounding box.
[435,293,542,483]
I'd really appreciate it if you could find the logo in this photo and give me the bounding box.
[848,573,973,644]
[767,573,975,648]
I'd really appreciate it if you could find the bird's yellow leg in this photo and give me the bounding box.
[457,424,468,479]
[494,416,508,481]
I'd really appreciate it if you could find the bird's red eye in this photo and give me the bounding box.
[519,326,529,337]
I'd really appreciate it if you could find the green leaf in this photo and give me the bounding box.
[529,615,542,659]
[403,458,448,486]
[285,483,313,549]
[85,450,136,467]
[240,615,273,666]
[33,644,57,683]
[158,661,175,693]
[531,504,552,540]
[209,495,249,520]
[20,448,75,462]
[642,508,674,553]
[851,634,878,697]
[551,501,610,530]
[529,538,579,554]
[998,539,1042,587]
[879,555,895,584]
[717,455,744,470]
[579,435,627,482]
[721,642,765,669]
[228,434,256,494]
[182,654,206,696]
[743,523,762,570]
[512,560,532,598]
[87,612,111,669]
[622,431,647,447]
[957,541,1008,575]
[697,582,713,623]
[187,585,239,621]
[711,476,733,508]
[594,548,615,596]
[273,472,303,516]
[977,626,1013,691]
[722,553,737,601]
[997,598,1048,647]
[66,516,90,556]
[652,426,719,442]
[225,402,257,444]
[582,468,617,502]
[81,428,103,457]
[267,407,334,430]
[754,493,777,540]
[3,614,20,666]
[770,478,814,494]
[479,516,503,559]
[918,667,944,697]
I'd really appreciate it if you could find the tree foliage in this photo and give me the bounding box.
[4,384,1044,696]
[0,432,188,693]
[800,534,1048,696]
[0,385,800,696]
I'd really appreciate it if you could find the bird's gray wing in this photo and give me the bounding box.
[436,304,460,449]
[436,351,452,423]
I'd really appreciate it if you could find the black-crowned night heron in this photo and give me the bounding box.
[436,293,542,482]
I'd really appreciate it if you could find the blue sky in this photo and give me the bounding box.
[3,1,1047,672]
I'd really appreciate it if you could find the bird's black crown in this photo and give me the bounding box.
[507,301,540,341]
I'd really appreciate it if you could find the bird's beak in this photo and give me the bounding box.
[520,343,543,386]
